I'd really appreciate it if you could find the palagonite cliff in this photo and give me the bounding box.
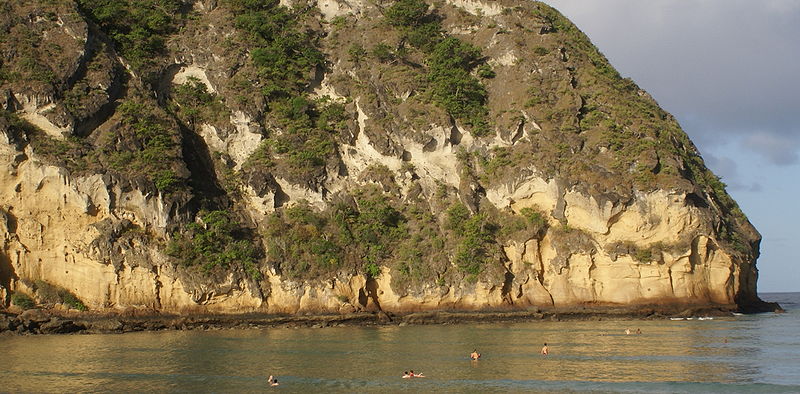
[0,0,773,315]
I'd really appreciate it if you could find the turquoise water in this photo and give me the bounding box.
[1,293,798,393]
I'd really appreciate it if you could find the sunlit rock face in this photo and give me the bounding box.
[0,0,766,314]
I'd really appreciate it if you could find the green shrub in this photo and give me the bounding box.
[170,77,228,125]
[226,0,323,101]
[106,100,185,194]
[445,203,471,233]
[482,147,515,177]
[405,21,443,51]
[31,280,88,311]
[385,0,430,27]
[62,293,88,311]
[520,207,547,234]
[453,214,493,276]
[153,170,179,193]
[381,1,490,136]
[533,46,550,56]
[166,210,261,280]
[11,292,35,310]
[265,202,342,279]
[265,188,406,281]
[476,64,495,79]
[348,44,367,62]
[427,38,489,135]
[445,203,496,276]
[371,43,395,62]
[365,262,381,278]
[633,248,653,263]
[76,0,184,73]
[247,96,346,182]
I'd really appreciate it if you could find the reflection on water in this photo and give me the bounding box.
[1,307,799,393]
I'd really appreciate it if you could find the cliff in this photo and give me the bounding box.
[0,0,775,317]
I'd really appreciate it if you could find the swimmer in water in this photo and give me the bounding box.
[410,370,425,378]
[470,349,481,360]
[402,371,410,379]
[541,343,548,355]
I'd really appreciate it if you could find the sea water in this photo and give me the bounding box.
[1,293,798,393]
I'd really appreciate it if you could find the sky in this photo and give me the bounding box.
[541,0,800,292]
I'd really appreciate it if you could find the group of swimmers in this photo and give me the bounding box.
[268,343,551,385]
[402,370,425,378]
[470,343,549,360]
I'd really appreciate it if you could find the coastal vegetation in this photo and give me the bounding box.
[105,100,185,194]
[166,210,261,280]
[10,292,35,310]
[169,77,230,127]
[9,281,88,311]
[76,0,186,79]
[32,280,88,311]
[264,187,406,280]
[385,0,491,135]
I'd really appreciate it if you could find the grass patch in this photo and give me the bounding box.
[33,280,88,311]
[11,292,35,310]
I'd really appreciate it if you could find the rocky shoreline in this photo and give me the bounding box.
[0,302,783,336]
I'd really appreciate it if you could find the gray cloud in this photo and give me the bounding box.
[742,131,800,165]
[702,152,738,179]
[542,0,800,165]
[701,150,761,192]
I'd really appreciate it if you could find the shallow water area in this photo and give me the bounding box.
[1,293,798,393]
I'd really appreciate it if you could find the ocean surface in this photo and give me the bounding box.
[1,292,798,393]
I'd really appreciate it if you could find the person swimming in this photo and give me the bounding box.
[470,349,481,360]
[409,370,425,378]
[541,343,548,355]
[402,371,411,379]
[268,375,279,386]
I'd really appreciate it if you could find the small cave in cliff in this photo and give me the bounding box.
[685,192,709,208]
[178,123,229,211]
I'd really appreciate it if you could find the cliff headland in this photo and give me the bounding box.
[0,0,780,326]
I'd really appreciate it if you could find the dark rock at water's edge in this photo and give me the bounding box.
[736,297,785,314]
[0,302,784,336]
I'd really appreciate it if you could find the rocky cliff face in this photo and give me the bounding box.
[0,0,769,315]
